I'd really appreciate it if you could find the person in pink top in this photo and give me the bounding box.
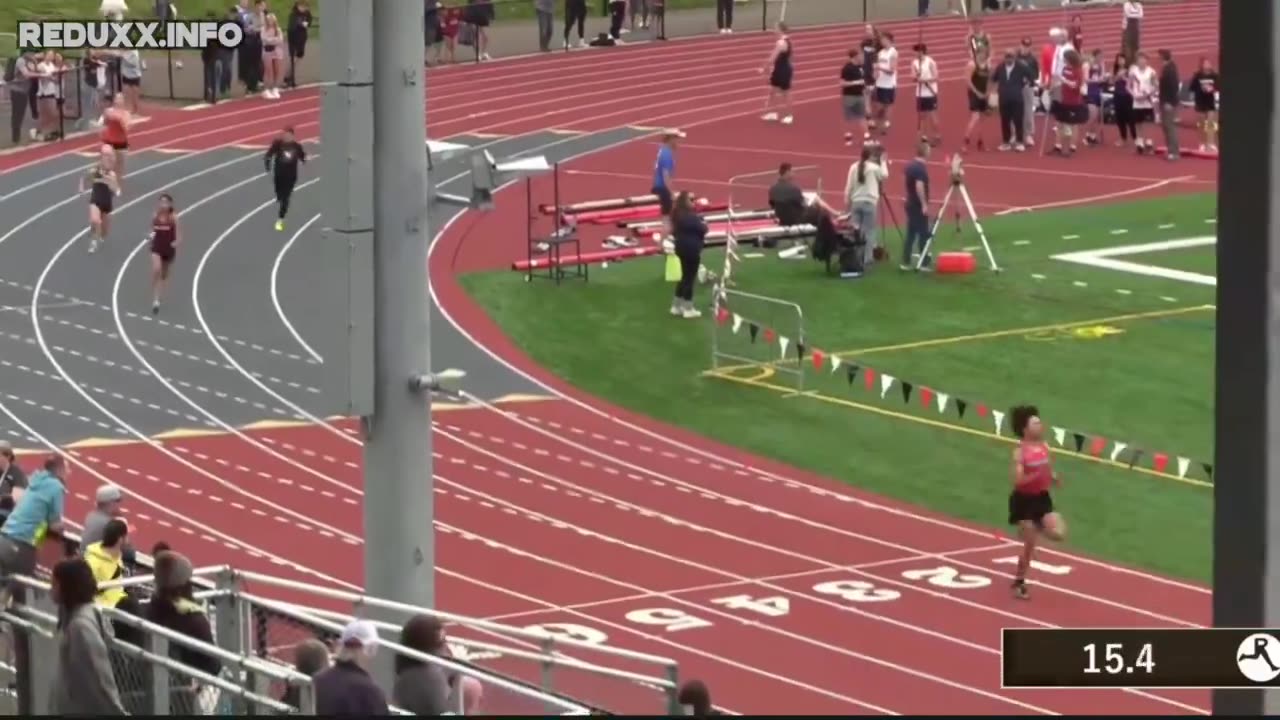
[260,12,286,99]
[1007,405,1067,600]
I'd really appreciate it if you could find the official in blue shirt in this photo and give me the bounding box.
[652,129,683,215]
[901,140,933,270]
[0,455,68,600]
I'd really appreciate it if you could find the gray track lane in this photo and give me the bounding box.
[0,128,647,446]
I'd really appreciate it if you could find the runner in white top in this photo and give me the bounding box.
[1127,52,1158,151]
[911,44,940,144]
[872,32,899,136]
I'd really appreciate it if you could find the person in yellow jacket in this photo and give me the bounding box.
[83,518,130,610]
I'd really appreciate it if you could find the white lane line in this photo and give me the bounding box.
[269,213,325,364]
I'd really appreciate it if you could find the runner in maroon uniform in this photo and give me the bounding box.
[1007,405,1067,600]
[149,193,181,315]
[1051,49,1088,156]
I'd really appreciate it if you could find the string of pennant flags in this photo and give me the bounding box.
[714,307,1214,484]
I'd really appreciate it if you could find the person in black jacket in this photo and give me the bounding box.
[200,12,222,104]
[992,49,1031,150]
[678,680,723,717]
[669,191,708,320]
[285,1,312,88]
[1156,48,1180,160]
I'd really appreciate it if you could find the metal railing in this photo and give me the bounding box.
[0,573,314,716]
[710,288,807,391]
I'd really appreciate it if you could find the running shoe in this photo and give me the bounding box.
[762,112,778,122]
[1011,580,1030,600]
[780,115,793,125]
[275,219,285,232]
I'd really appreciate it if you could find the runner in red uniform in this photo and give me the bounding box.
[148,193,181,315]
[100,94,131,192]
[1007,405,1067,600]
[1051,50,1088,156]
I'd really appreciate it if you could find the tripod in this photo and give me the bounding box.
[914,173,1001,272]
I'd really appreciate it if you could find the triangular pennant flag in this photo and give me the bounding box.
[863,367,876,392]
[1176,457,1190,478]
[778,336,790,360]
[901,381,914,403]
[748,323,759,343]
[830,355,842,373]
[763,328,776,344]
[1072,433,1085,452]
[935,392,949,414]
[796,342,806,361]
[879,373,895,399]
[846,364,858,386]
[992,410,1006,435]
[1128,448,1144,469]
[1088,437,1107,456]
[1052,427,1066,447]
[715,306,730,325]
[1109,442,1128,462]
[1202,463,1214,480]
[956,399,968,418]
[1152,453,1169,473]
[920,387,934,409]
[731,313,744,334]
[811,349,825,371]
[977,404,990,418]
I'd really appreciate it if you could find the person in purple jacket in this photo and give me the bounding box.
[313,620,390,716]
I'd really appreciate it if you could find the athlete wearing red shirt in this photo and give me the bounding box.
[1007,405,1067,600]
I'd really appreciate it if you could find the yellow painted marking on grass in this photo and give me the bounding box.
[1070,324,1125,339]
[707,371,1212,489]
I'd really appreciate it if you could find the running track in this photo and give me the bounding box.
[0,2,1217,714]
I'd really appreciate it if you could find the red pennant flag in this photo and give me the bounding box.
[811,349,825,371]
[763,328,776,343]
[715,307,730,325]
[920,387,934,409]
[1152,453,1169,473]
[863,368,877,392]
[1088,437,1106,456]
[977,404,989,418]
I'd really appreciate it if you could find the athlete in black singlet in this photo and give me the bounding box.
[760,23,794,125]
[81,148,120,254]
[264,126,308,231]
[149,193,180,315]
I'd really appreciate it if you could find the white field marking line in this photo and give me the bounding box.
[0,329,296,419]
[0,278,313,366]
[425,121,1213,603]
[435,515,1058,716]
[110,174,356,499]
[432,416,1210,714]
[269,213,324,363]
[431,568,897,714]
[2,389,124,434]
[34,165,363,545]
[1052,236,1217,287]
[476,550,958,624]
[0,301,86,313]
[459,398,1203,629]
[993,175,1199,216]
[34,311,318,394]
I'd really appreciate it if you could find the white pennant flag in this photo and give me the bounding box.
[1109,442,1128,462]
[1176,457,1191,479]
[778,335,790,359]
[992,410,1006,435]
[830,355,842,373]
[731,314,743,334]
[1052,427,1066,446]
[879,373,895,399]
[935,392,949,414]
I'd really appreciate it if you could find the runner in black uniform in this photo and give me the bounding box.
[81,148,120,254]
[1188,57,1219,152]
[149,193,180,315]
[760,23,794,125]
[264,127,307,231]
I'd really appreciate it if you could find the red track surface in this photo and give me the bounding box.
[6,1,1218,714]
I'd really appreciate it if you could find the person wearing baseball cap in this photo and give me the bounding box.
[0,441,27,498]
[313,620,390,715]
[81,484,136,564]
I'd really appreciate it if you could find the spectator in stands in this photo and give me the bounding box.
[236,0,265,94]
[85,519,130,608]
[219,7,238,95]
[100,0,129,21]
[281,638,330,709]
[261,12,286,99]
[49,557,128,715]
[0,455,68,604]
[0,497,14,531]
[394,613,483,714]
[152,540,171,555]
[534,0,555,52]
[148,549,221,713]
[0,441,27,496]
[285,1,312,88]
[677,680,721,717]
[564,0,588,49]
[1157,48,1181,161]
[312,619,390,715]
[5,52,38,144]
[465,0,495,61]
[201,13,223,104]
[34,52,63,142]
[608,0,627,42]
[82,484,137,563]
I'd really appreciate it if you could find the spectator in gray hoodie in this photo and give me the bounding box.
[49,558,127,715]
[81,484,136,564]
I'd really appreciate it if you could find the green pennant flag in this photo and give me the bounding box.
[846,365,859,386]
[748,323,759,343]
[1072,433,1085,453]
[901,381,913,403]
[956,399,967,418]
